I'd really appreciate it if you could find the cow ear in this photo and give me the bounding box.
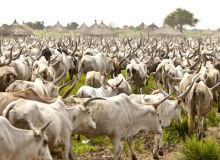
[33,130,41,139]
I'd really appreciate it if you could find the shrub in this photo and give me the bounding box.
[206,106,220,127]
[163,116,188,144]
[177,135,220,160]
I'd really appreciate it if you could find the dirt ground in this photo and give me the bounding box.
[74,132,179,160]
[73,124,220,160]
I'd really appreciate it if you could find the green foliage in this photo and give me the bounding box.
[133,139,145,153]
[177,135,220,160]
[73,140,96,155]
[1,24,8,28]
[90,136,111,146]
[164,8,199,32]
[206,105,220,127]
[25,22,34,29]
[67,22,79,30]
[163,116,188,144]
[59,74,86,96]
[27,21,45,30]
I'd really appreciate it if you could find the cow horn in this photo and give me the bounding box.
[210,81,220,92]
[36,68,66,85]
[156,81,169,97]
[150,91,174,109]
[115,78,123,88]
[163,67,182,82]
[83,97,106,107]
[189,56,200,70]
[12,47,24,60]
[126,74,133,82]
[62,75,80,99]
[40,120,52,133]
[58,80,72,95]
[53,69,67,85]
[177,74,200,101]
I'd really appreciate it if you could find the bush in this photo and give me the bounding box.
[206,106,220,127]
[163,116,188,144]
[177,135,220,160]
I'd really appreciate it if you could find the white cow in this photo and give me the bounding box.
[0,116,52,160]
[77,93,172,160]
[3,98,98,160]
[76,78,123,98]
[107,74,132,95]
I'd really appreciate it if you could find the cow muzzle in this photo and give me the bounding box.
[88,122,96,130]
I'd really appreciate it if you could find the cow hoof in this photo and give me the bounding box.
[153,154,159,160]
[131,154,138,160]
[158,149,164,156]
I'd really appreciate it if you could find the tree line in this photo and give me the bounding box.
[1,8,199,32]
[1,21,79,30]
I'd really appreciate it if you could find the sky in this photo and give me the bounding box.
[0,0,219,29]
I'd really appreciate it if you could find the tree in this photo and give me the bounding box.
[67,21,79,30]
[1,24,8,28]
[25,22,34,29]
[32,21,45,30]
[164,8,199,32]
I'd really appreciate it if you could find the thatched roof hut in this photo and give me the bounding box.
[84,20,115,36]
[150,24,182,36]
[145,23,159,32]
[0,20,33,37]
[136,22,147,30]
[47,21,68,33]
[76,22,89,34]
[22,21,33,32]
[99,21,110,29]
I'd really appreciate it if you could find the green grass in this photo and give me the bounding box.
[206,103,220,127]
[177,135,220,160]
[163,115,189,144]
[73,139,97,155]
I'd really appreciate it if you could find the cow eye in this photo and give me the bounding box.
[43,140,48,146]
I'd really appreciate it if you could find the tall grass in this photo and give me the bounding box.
[177,135,220,160]
[163,115,188,144]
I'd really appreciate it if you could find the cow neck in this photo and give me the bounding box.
[127,104,154,136]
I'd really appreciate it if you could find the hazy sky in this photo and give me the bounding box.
[1,0,219,29]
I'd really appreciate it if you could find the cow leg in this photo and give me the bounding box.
[158,133,164,156]
[188,110,194,135]
[153,133,161,159]
[127,137,137,160]
[62,139,70,160]
[197,116,205,139]
[69,137,75,160]
[112,137,123,160]
[217,95,220,113]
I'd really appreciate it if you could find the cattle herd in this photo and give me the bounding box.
[0,35,220,160]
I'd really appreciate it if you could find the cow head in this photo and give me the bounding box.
[0,66,17,91]
[30,121,53,160]
[67,102,97,132]
[148,110,163,134]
